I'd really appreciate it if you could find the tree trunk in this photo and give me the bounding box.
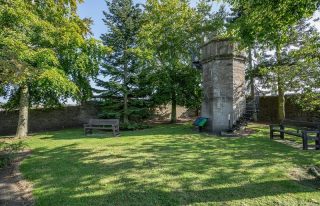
[123,44,129,125]
[171,91,177,123]
[277,77,285,121]
[16,84,29,138]
[123,92,129,124]
[249,47,258,122]
[276,47,285,122]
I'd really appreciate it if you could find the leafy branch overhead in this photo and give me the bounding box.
[0,0,106,107]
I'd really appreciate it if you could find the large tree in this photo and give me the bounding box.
[0,0,104,137]
[258,20,320,113]
[228,0,319,121]
[138,0,205,123]
[98,0,142,125]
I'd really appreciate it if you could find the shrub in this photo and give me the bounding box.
[120,122,152,130]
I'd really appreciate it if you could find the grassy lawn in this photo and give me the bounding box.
[17,124,320,206]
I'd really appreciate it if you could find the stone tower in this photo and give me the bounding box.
[200,38,246,134]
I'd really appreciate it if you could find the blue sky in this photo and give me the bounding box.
[78,0,208,39]
[78,0,319,40]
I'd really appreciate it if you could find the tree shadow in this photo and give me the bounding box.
[38,124,198,140]
[19,124,320,205]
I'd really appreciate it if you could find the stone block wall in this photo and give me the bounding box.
[258,96,320,122]
[0,103,196,136]
[0,104,99,135]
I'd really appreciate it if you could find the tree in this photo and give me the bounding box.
[289,24,320,111]
[258,20,320,113]
[228,0,319,121]
[0,0,104,137]
[138,0,205,123]
[98,0,142,125]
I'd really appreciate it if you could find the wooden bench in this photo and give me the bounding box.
[270,119,320,150]
[84,119,120,136]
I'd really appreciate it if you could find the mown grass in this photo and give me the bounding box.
[14,124,320,205]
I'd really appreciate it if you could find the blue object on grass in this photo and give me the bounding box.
[193,117,208,127]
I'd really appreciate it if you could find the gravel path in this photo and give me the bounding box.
[0,151,34,206]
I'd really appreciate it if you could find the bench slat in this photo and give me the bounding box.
[84,127,114,130]
[281,119,320,129]
[84,119,120,136]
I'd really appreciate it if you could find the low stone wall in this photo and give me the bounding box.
[0,103,196,135]
[0,104,99,135]
[258,96,320,122]
[153,104,197,121]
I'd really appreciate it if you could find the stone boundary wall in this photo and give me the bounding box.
[258,96,320,122]
[0,103,196,135]
[1,96,317,135]
[0,104,99,135]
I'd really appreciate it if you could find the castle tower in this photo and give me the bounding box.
[200,38,246,134]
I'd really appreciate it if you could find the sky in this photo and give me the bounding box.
[78,0,211,39]
[78,0,320,40]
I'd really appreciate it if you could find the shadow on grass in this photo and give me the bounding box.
[20,124,320,205]
[38,124,198,140]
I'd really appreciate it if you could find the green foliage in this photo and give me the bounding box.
[120,122,151,130]
[97,0,143,124]
[98,98,153,124]
[228,0,320,118]
[228,0,319,48]
[0,0,105,108]
[138,0,207,121]
[257,20,320,111]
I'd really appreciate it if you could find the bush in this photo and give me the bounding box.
[97,98,154,122]
[120,122,152,130]
[0,141,25,168]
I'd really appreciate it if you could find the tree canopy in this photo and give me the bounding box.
[97,0,143,125]
[228,0,320,120]
[0,0,105,137]
[138,0,205,123]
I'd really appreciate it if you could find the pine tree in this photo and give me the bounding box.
[98,0,142,125]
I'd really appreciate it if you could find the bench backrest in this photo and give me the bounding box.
[281,119,320,130]
[89,119,119,126]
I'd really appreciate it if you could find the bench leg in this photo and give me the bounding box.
[112,127,116,137]
[302,132,308,150]
[116,126,120,136]
[270,125,274,140]
[280,125,285,139]
[316,133,320,150]
[84,128,91,136]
